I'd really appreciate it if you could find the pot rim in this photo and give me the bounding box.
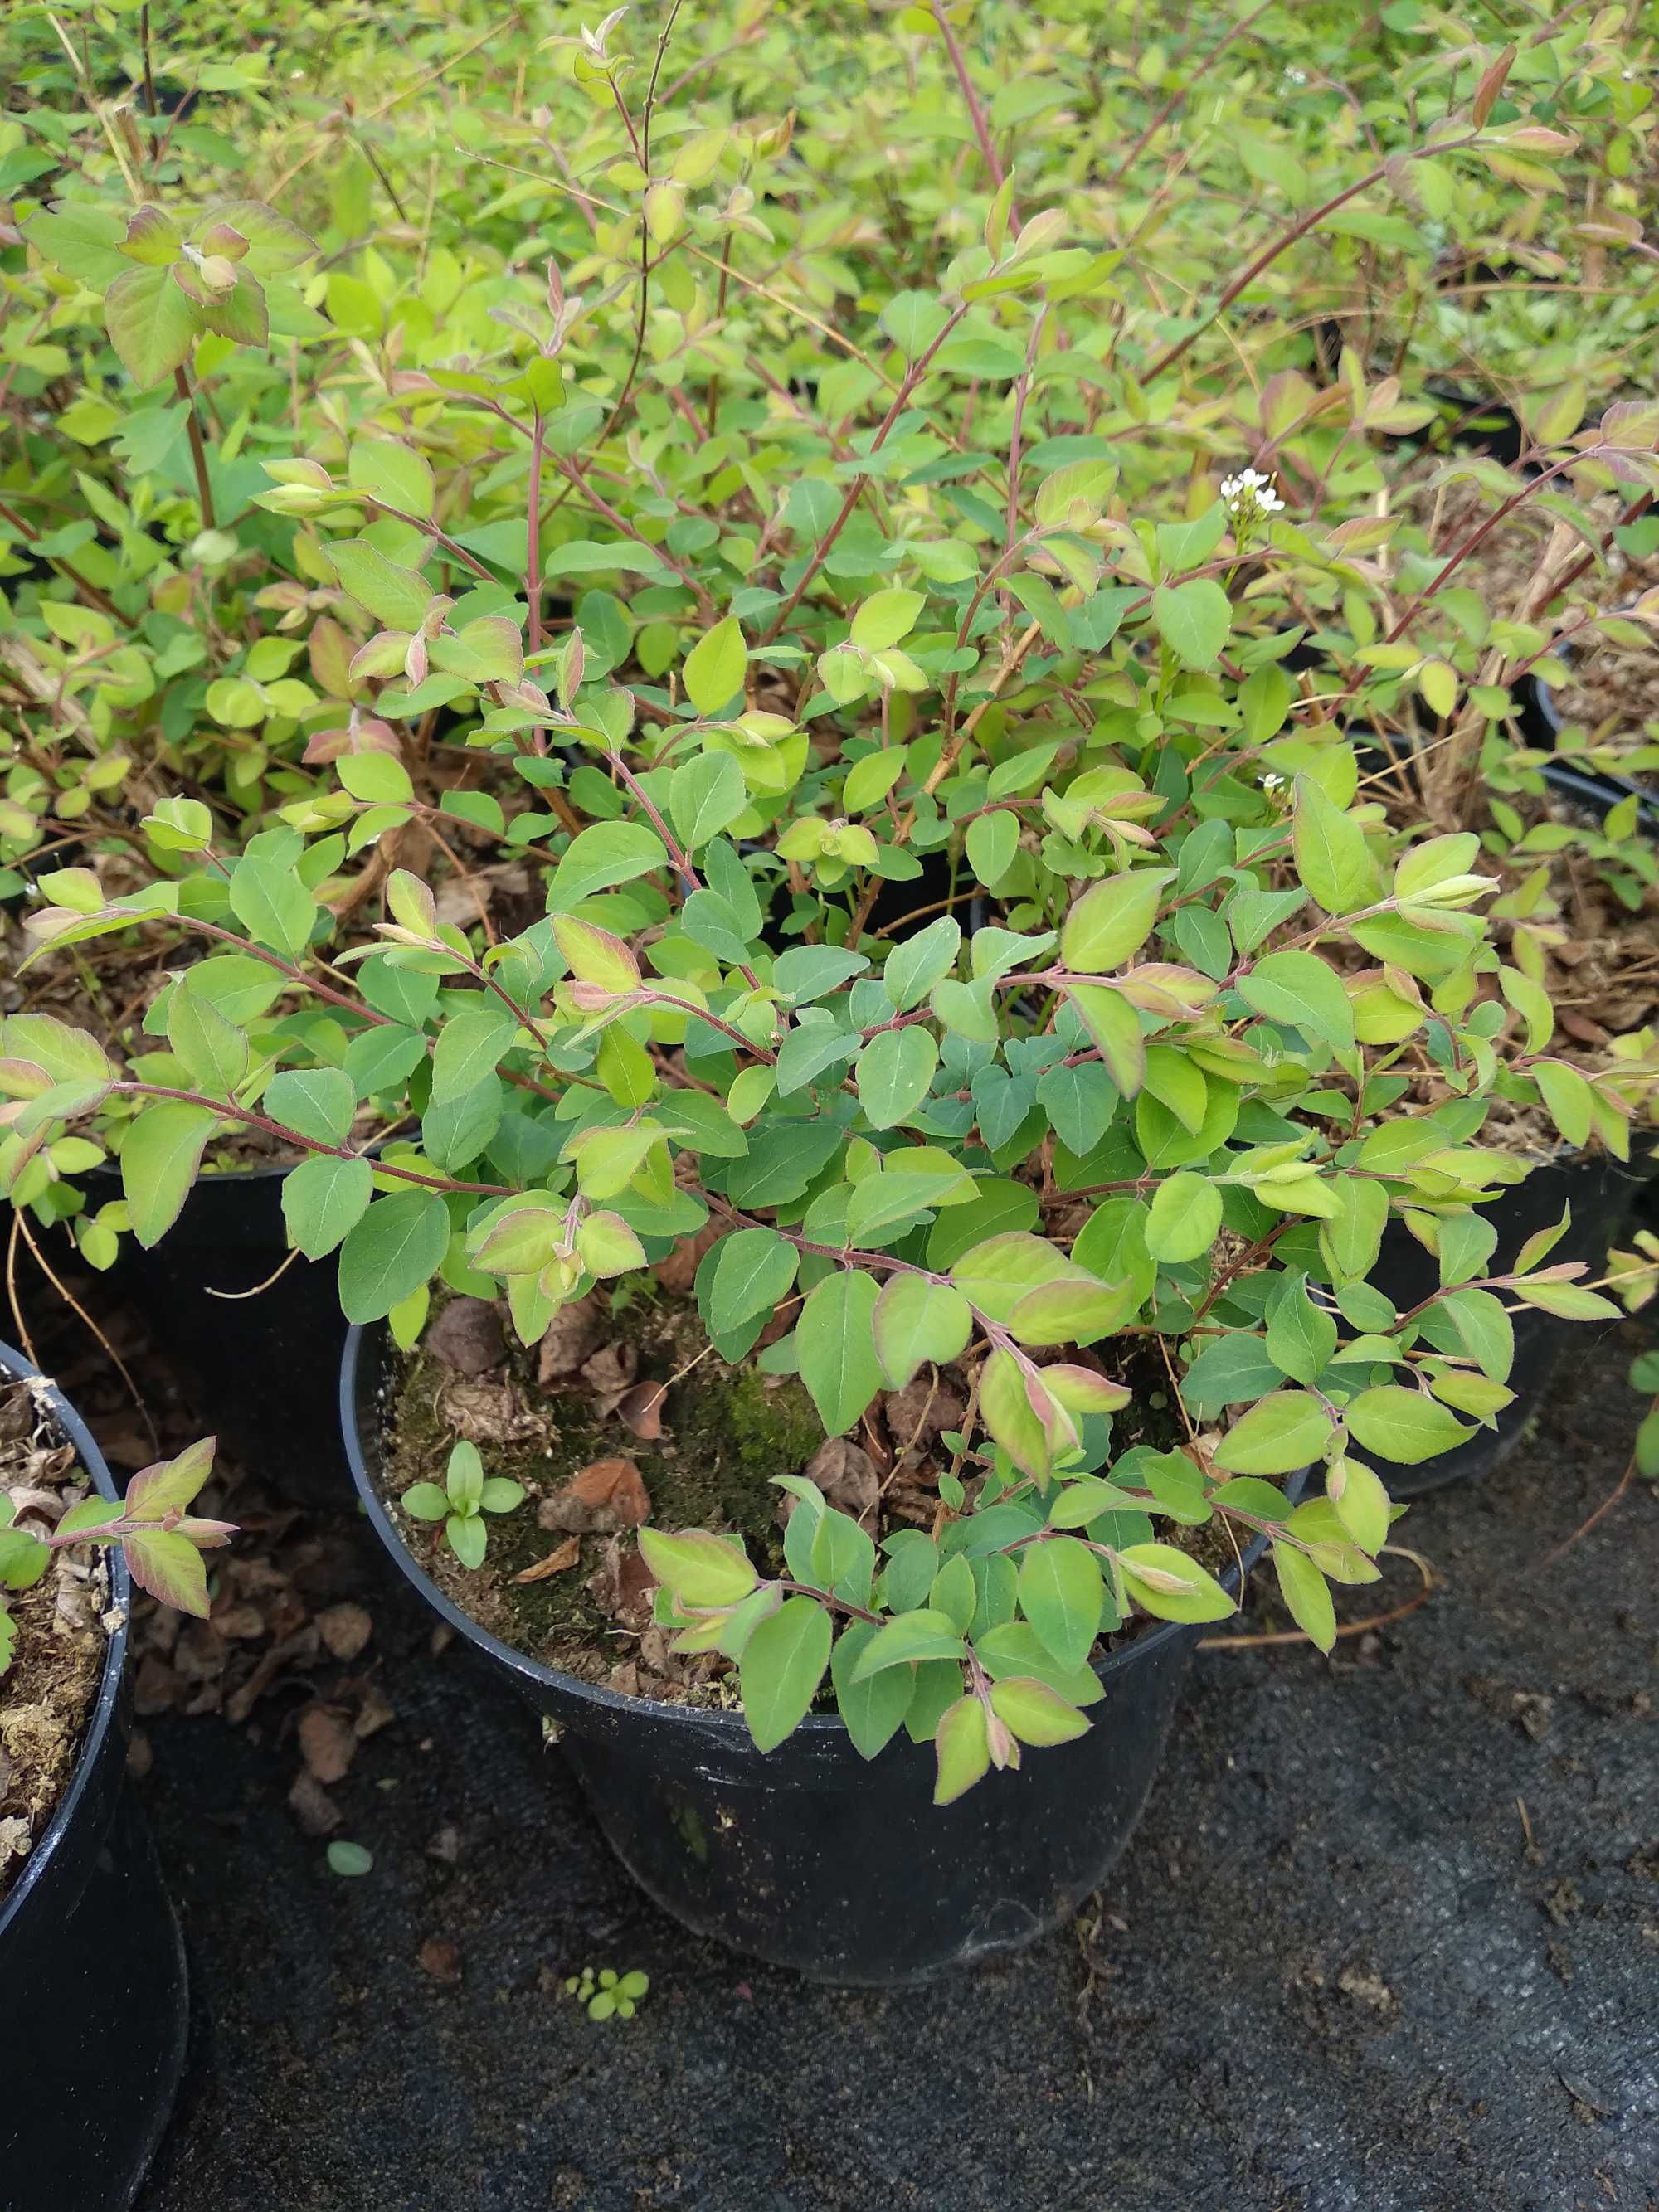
[342,1320,1281,1741]
[0,1339,128,1942]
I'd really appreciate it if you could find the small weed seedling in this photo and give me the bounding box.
[401,1441,524,1568]
[565,1965,650,2021]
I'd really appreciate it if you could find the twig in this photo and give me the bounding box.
[1198,1545,1439,1650]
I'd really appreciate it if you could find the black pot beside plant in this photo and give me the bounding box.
[93,1164,350,1506]
[0,1341,189,2212]
[342,1322,1286,1986]
[1370,1145,1647,1497]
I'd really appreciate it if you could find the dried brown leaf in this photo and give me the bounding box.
[513,1535,581,1584]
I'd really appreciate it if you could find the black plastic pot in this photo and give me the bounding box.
[343,1323,1284,1985]
[1370,1145,1648,1497]
[0,1341,189,2210]
[93,1164,349,1506]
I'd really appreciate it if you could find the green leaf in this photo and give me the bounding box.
[987,1675,1090,1747]
[851,589,925,650]
[542,539,667,580]
[1272,1541,1335,1651]
[849,1608,968,1678]
[1319,1178,1389,1284]
[324,537,435,630]
[855,1027,939,1130]
[1150,578,1232,669]
[1292,776,1379,916]
[1116,1542,1235,1624]
[1068,984,1146,1096]
[708,1228,800,1336]
[228,852,316,958]
[547,822,669,910]
[638,1526,758,1607]
[872,1274,973,1389]
[830,1620,913,1758]
[926,1179,1038,1269]
[669,751,746,849]
[796,1271,883,1435]
[1533,1060,1594,1148]
[121,1103,216,1247]
[0,1529,50,1591]
[104,264,201,387]
[739,1594,832,1753]
[683,617,748,716]
[1327,1456,1391,1554]
[337,1189,450,1324]
[883,916,961,1011]
[932,1695,991,1804]
[265,1067,355,1147]
[1059,869,1170,974]
[1145,1173,1223,1264]
[966,810,1019,886]
[1344,1385,1474,1465]
[123,1528,209,1616]
[282,1154,373,1259]
[1017,1538,1102,1670]
[326,1840,374,1877]
[348,437,435,519]
[1213,1390,1336,1474]
[1265,1276,1339,1383]
[1238,950,1355,1052]
[447,1512,487,1568]
[165,988,249,1098]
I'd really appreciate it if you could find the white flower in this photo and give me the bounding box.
[1220,467,1286,520]
[1260,771,1286,792]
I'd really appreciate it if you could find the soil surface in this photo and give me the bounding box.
[379,1286,1213,1704]
[15,1237,1657,2210]
[0,1377,110,1898]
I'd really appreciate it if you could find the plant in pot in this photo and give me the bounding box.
[1228,369,1659,1489]
[2,576,1618,1977]
[0,1355,226,2211]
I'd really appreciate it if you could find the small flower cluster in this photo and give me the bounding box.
[1219,467,1287,521]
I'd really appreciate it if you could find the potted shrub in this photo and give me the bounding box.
[5,565,1622,1974]
[0,1344,226,2208]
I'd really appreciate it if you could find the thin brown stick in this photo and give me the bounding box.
[1534,1446,1641,1569]
[12,1208,158,1452]
[173,367,216,529]
[204,1247,304,1300]
[1198,1545,1439,1651]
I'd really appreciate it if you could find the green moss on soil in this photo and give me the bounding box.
[382,1291,823,1683]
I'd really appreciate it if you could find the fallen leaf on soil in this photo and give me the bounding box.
[417,1936,463,1985]
[352,1685,396,1739]
[134,1654,179,1715]
[580,1340,637,1396]
[426,1297,505,1376]
[803,1436,880,1523]
[587,1534,657,1624]
[654,1223,725,1294]
[537,1296,604,1385]
[298,1704,358,1786]
[315,1601,373,1662]
[440,1378,542,1444]
[426,1825,462,1863]
[211,1602,267,1641]
[538,1456,652,1534]
[883,1378,965,1466]
[288,1770,342,1837]
[513,1535,581,1583]
[611,1381,665,1441]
